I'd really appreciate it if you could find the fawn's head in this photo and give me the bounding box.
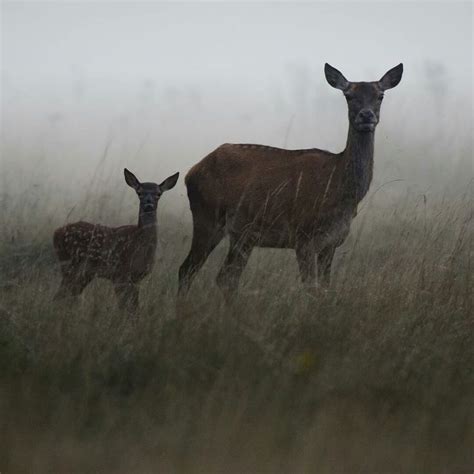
[124,169,179,214]
[325,63,403,133]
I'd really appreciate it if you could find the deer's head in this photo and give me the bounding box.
[325,63,403,133]
[124,169,179,214]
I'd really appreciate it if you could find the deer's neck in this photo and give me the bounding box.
[342,125,375,203]
[138,210,157,235]
[129,209,157,277]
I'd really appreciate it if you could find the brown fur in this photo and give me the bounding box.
[178,63,403,298]
[185,144,354,248]
[53,222,157,314]
[53,170,179,314]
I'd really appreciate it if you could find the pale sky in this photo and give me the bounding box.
[1,1,472,199]
[3,2,471,86]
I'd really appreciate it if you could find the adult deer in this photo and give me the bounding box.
[53,169,179,314]
[178,63,403,299]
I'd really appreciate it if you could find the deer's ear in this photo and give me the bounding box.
[159,172,179,192]
[378,63,403,90]
[124,168,141,189]
[325,63,349,91]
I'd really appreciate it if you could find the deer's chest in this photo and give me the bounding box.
[89,235,156,281]
[312,208,355,251]
[127,244,156,281]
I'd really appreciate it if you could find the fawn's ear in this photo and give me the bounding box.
[159,172,179,192]
[378,63,403,90]
[124,168,141,190]
[325,63,350,91]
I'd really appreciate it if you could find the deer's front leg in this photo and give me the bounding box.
[114,282,139,317]
[295,240,317,294]
[317,245,337,288]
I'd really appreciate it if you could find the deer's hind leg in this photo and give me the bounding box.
[54,262,94,300]
[114,282,139,317]
[216,236,253,303]
[178,209,225,297]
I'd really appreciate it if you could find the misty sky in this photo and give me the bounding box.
[1,2,472,200]
[4,2,472,86]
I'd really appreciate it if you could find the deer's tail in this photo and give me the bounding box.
[53,227,71,262]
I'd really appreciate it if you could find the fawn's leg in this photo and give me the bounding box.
[54,264,93,300]
[114,282,139,317]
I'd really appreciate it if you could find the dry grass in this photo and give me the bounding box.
[0,179,472,473]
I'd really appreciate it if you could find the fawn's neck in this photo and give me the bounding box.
[131,208,158,275]
[138,209,157,232]
[342,124,375,203]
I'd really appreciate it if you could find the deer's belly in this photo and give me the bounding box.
[91,248,154,282]
[228,218,294,248]
[229,209,354,250]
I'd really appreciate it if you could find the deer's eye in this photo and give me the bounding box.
[377,95,384,101]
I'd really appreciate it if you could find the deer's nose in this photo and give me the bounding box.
[358,109,376,122]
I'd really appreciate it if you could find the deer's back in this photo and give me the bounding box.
[186,144,354,239]
[54,221,156,280]
[54,221,114,257]
[54,221,132,267]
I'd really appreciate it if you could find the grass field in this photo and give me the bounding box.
[0,175,472,473]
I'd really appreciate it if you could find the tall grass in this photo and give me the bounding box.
[0,171,472,472]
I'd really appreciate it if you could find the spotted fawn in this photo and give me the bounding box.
[53,169,179,315]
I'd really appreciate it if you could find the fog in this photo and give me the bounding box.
[1,2,473,214]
